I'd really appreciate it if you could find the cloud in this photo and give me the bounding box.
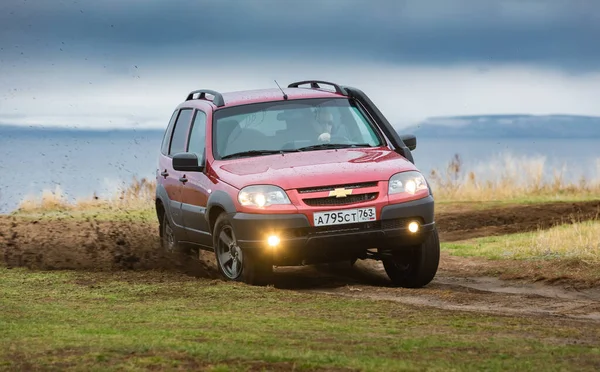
[1,0,599,70]
[2,58,600,129]
[2,0,599,129]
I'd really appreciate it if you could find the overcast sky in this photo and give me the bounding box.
[1,0,599,129]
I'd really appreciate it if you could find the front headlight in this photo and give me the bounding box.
[238,185,291,207]
[388,171,429,195]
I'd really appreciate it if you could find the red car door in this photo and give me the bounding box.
[180,109,213,248]
[162,108,195,232]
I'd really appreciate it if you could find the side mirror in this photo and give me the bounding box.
[172,152,204,172]
[399,134,417,151]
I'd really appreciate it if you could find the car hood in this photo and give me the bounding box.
[213,147,419,190]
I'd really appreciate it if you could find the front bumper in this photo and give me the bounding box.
[230,195,435,263]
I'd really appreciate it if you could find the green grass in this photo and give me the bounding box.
[442,220,600,262]
[1,268,599,371]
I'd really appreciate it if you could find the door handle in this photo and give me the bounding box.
[179,176,188,183]
[160,170,169,178]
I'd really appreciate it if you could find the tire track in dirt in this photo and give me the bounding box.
[436,200,600,242]
[279,260,600,322]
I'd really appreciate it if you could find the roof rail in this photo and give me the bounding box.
[287,80,348,95]
[186,89,225,107]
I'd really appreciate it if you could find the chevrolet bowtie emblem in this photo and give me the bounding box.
[329,188,353,198]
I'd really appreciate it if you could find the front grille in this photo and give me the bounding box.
[303,193,378,206]
[297,182,378,194]
[280,220,381,239]
[310,220,381,235]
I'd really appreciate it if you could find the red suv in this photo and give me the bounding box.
[155,80,439,287]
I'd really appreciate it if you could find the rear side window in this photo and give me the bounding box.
[188,110,207,158]
[160,110,178,155]
[169,109,193,155]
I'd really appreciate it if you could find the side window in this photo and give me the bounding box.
[169,109,193,155]
[188,110,207,158]
[160,110,178,155]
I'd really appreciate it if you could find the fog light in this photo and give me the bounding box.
[267,235,280,247]
[408,221,419,233]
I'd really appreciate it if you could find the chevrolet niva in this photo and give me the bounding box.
[155,80,439,287]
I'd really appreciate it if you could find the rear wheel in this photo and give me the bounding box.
[160,213,182,254]
[213,213,273,286]
[382,227,440,288]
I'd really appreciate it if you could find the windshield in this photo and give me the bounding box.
[212,98,383,159]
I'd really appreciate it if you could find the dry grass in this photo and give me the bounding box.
[526,220,600,262]
[14,153,600,213]
[17,177,155,213]
[444,219,600,263]
[429,153,600,202]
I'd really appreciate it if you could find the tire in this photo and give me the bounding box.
[382,227,440,288]
[160,213,182,254]
[213,213,273,286]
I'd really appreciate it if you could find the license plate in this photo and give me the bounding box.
[313,207,376,226]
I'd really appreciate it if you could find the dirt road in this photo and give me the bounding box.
[274,261,600,322]
[1,200,599,321]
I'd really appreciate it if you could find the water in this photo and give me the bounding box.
[412,137,600,182]
[0,129,164,213]
[1,130,598,213]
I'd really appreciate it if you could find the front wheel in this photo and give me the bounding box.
[213,213,273,286]
[382,227,440,288]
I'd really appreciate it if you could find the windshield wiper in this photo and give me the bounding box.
[220,149,300,160]
[220,144,373,159]
[297,143,373,151]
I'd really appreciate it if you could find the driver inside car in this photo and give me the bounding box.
[312,111,334,142]
[313,111,348,142]
[313,110,348,142]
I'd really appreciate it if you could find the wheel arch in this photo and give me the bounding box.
[206,190,237,233]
